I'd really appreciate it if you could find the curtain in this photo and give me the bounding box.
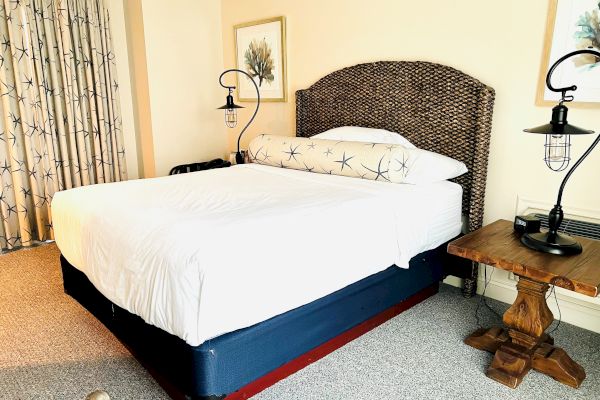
[0,0,127,251]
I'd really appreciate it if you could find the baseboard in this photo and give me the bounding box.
[443,276,464,289]
[444,269,600,333]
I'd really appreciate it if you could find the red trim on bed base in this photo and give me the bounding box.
[224,283,439,400]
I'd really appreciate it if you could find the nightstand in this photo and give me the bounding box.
[447,219,600,389]
[169,159,231,175]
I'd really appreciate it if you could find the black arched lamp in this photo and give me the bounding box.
[522,49,600,256]
[218,69,260,164]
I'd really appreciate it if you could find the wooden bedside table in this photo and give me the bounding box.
[448,219,600,389]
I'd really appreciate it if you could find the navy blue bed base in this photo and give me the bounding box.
[61,242,450,399]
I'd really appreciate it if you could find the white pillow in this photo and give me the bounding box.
[396,148,467,184]
[312,126,416,148]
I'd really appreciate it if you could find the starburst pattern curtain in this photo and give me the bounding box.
[0,0,127,251]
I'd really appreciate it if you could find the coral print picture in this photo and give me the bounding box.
[538,0,600,104]
[235,17,287,101]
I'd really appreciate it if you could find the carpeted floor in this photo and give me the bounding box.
[2,244,600,400]
[0,244,168,400]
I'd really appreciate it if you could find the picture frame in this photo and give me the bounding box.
[234,16,287,102]
[536,0,600,106]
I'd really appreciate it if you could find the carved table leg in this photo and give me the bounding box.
[464,276,585,389]
[486,342,532,388]
[532,343,586,388]
[464,326,509,353]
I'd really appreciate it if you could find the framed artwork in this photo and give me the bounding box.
[234,16,287,102]
[536,0,600,106]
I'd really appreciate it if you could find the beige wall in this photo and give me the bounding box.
[221,0,600,330]
[122,0,157,179]
[108,0,228,178]
[106,0,140,179]
[141,0,227,177]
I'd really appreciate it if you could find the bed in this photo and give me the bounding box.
[55,61,495,399]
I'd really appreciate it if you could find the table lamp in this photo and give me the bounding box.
[218,69,260,164]
[522,49,600,255]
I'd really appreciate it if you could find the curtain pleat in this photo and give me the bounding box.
[0,0,127,251]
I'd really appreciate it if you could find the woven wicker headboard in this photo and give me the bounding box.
[296,61,495,231]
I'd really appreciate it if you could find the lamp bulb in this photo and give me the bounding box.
[548,135,565,161]
[225,108,237,128]
[544,133,570,171]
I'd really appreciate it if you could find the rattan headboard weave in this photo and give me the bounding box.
[296,61,495,231]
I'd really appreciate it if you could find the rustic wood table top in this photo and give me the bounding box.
[447,219,600,297]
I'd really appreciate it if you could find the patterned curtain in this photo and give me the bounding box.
[0,0,127,251]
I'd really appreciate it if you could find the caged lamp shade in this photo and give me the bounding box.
[217,90,244,128]
[524,104,594,172]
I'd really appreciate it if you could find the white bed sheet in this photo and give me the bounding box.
[52,164,462,346]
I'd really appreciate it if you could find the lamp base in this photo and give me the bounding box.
[521,231,582,256]
[235,151,245,164]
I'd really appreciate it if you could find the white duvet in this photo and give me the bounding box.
[52,164,462,346]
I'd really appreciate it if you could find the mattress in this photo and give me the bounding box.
[52,164,462,346]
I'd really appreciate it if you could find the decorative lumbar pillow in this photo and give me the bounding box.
[312,126,416,148]
[248,134,410,182]
[248,134,467,184]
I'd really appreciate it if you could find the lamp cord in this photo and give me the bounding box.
[218,69,261,155]
[545,284,562,333]
[475,264,502,328]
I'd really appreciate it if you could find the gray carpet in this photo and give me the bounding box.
[2,244,600,399]
[255,288,600,400]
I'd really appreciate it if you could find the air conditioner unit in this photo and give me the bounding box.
[528,212,600,241]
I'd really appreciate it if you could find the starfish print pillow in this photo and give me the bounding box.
[248,134,468,184]
[248,134,409,183]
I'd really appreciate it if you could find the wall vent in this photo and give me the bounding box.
[533,213,600,241]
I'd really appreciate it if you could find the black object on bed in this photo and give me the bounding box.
[60,61,494,400]
[169,159,231,175]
